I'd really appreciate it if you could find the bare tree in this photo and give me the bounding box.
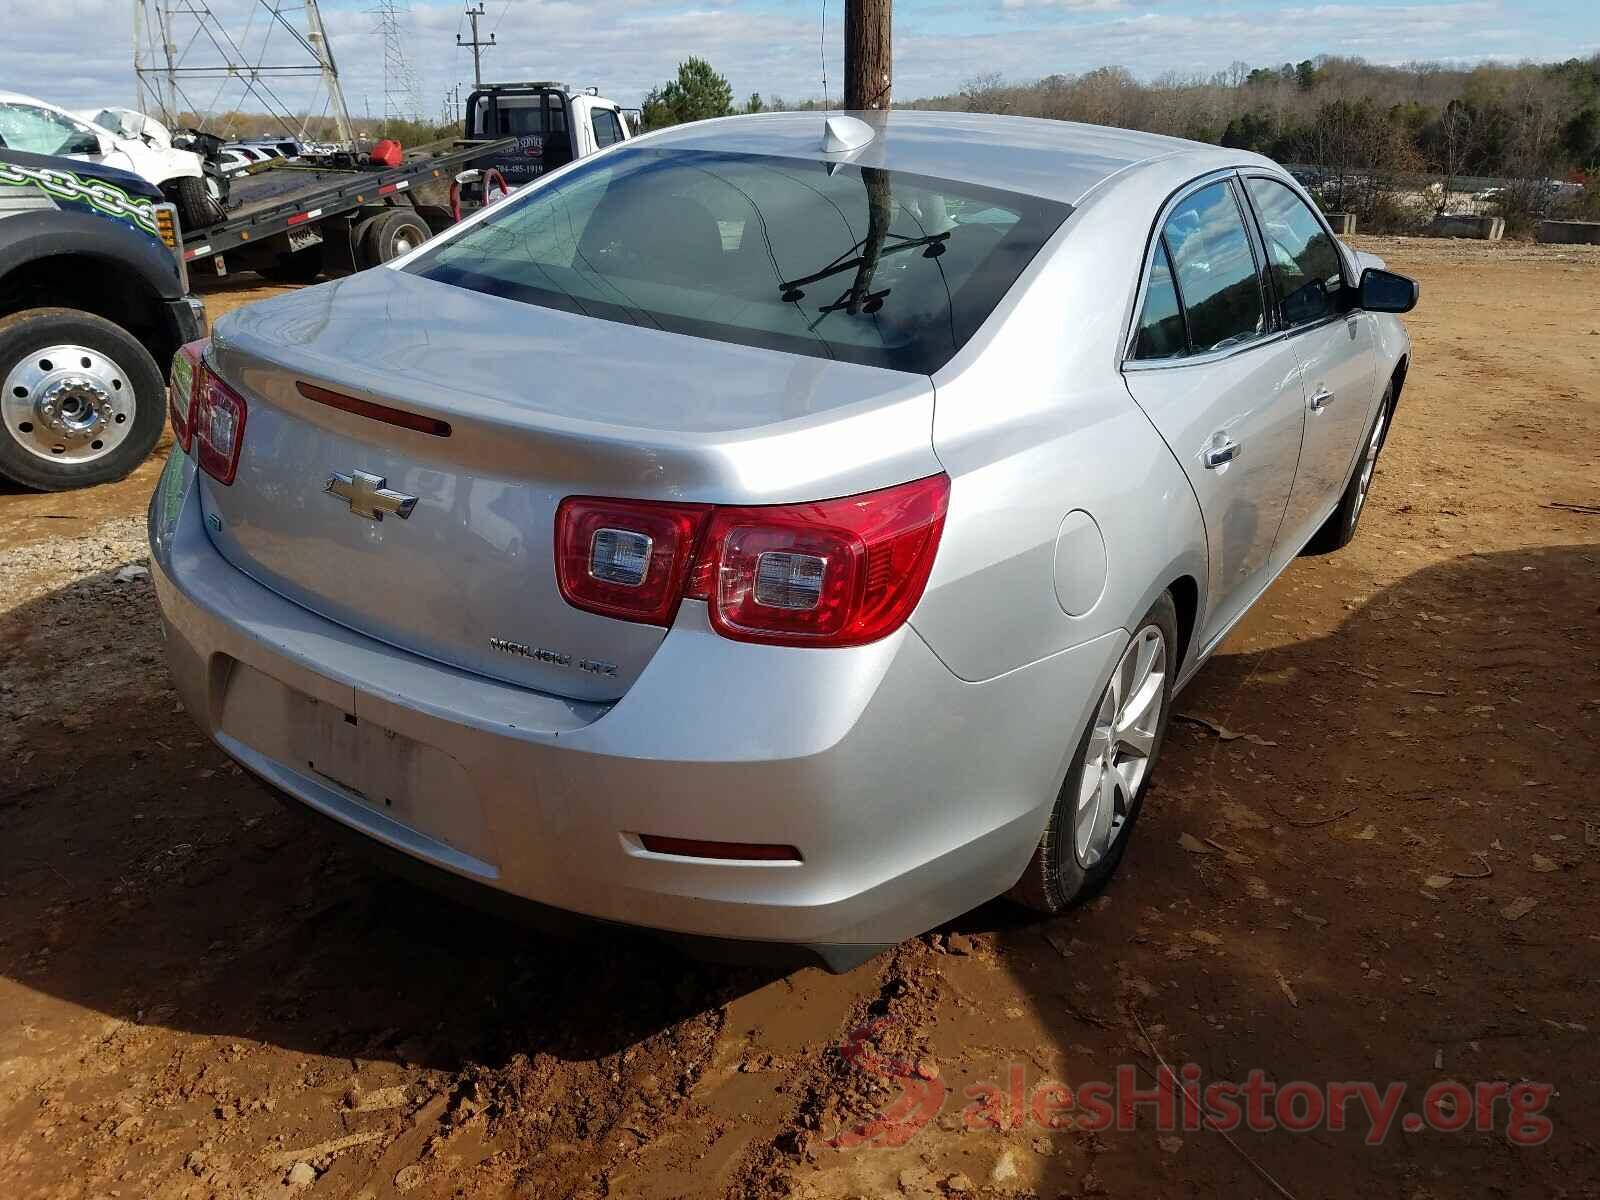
[1434,100,1480,212]
[960,73,1010,115]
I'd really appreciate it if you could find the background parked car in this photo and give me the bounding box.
[214,147,256,175]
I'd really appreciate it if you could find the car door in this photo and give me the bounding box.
[1241,174,1380,560]
[1122,174,1308,652]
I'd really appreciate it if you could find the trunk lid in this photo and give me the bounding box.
[201,268,939,702]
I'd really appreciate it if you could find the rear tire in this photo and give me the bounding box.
[1301,382,1393,556]
[0,308,166,491]
[361,209,432,266]
[1008,593,1178,914]
[171,174,224,229]
[350,212,385,269]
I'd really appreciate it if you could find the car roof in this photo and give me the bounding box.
[634,109,1270,206]
[0,90,74,113]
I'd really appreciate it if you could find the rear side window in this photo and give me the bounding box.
[1133,241,1186,359]
[1160,180,1266,355]
[408,147,1071,375]
[1245,177,1345,327]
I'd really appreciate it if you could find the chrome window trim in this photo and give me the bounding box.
[1123,328,1289,372]
[1119,167,1278,371]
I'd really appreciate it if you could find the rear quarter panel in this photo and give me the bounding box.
[915,164,1210,684]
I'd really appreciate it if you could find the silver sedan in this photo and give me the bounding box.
[148,110,1416,970]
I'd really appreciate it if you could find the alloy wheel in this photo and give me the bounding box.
[1351,405,1387,525]
[1074,626,1167,868]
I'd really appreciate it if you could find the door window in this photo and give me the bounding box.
[1158,180,1266,355]
[1244,177,1346,328]
[590,109,623,148]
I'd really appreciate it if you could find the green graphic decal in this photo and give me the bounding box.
[0,161,160,236]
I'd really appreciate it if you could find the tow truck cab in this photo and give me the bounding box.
[463,83,633,186]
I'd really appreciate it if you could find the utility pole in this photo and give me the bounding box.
[457,3,495,90]
[844,0,891,111]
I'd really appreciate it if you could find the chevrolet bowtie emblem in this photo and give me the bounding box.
[323,470,418,521]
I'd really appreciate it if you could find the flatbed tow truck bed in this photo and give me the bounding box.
[182,138,515,278]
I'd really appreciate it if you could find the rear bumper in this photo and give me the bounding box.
[148,451,1125,965]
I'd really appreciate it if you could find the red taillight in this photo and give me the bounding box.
[555,497,711,626]
[553,474,949,647]
[171,343,248,485]
[168,340,205,452]
[193,363,247,485]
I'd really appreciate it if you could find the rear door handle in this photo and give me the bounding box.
[1203,438,1241,470]
[1309,387,1335,411]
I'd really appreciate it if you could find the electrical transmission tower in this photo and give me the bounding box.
[370,0,423,129]
[133,0,356,147]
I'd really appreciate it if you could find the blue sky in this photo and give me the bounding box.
[3,0,1595,124]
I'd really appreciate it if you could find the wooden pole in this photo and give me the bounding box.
[844,0,891,111]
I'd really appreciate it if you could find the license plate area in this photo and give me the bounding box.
[297,704,387,801]
[219,661,492,864]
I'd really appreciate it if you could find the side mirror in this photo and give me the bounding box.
[1358,267,1418,314]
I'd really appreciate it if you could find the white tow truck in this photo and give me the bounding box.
[459,82,635,190]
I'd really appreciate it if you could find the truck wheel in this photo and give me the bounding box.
[203,165,231,212]
[362,209,432,265]
[0,308,166,491]
[257,246,325,284]
[171,175,224,230]
[350,213,385,268]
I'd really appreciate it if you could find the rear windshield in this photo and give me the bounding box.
[407,148,1071,374]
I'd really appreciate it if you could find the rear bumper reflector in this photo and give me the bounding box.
[295,381,452,437]
[638,835,803,863]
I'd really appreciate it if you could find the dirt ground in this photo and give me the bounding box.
[1,239,1596,1200]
